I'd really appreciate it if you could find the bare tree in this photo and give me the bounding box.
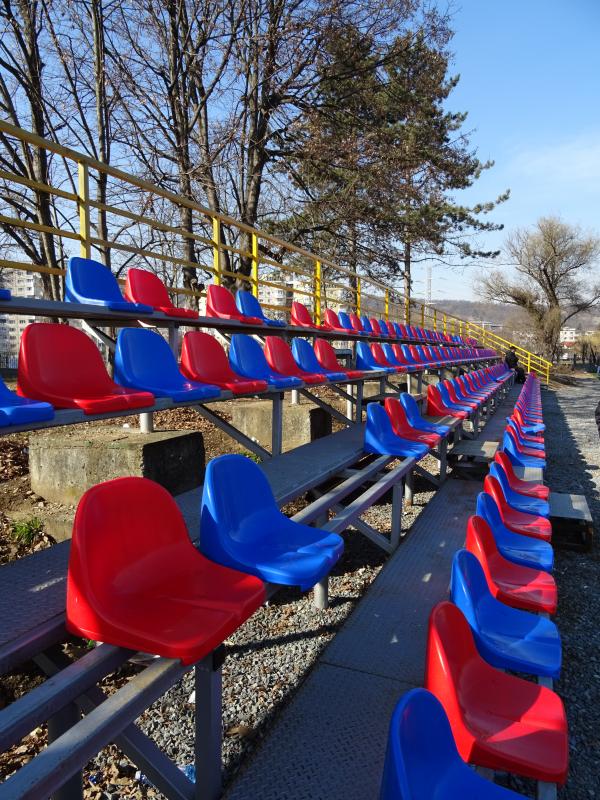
[0,0,62,299]
[479,216,600,359]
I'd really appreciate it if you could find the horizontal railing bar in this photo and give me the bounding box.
[0,654,188,800]
[0,169,77,202]
[0,644,131,751]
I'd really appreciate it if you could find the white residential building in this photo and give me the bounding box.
[0,269,42,356]
[559,327,577,344]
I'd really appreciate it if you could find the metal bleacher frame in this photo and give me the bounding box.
[0,294,508,800]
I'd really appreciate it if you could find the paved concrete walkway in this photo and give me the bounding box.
[224,387,520,799]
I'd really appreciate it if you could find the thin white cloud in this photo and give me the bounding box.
[509,133,600,184]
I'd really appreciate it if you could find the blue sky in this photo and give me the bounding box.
[416,0,600,301]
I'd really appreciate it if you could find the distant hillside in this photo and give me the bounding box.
[425,299,600,333]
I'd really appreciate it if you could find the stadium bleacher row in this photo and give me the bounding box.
[0,256,495,426]
[0,256,520,799]
[380,374,567,799]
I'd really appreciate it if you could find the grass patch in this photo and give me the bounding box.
[10,517,45,547]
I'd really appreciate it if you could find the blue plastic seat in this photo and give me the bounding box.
[437,382,471,412]
[381,344,404,369]
[400,345,419,366]
[399,392,450,435]
[0,378,54,426]
[338,311,365,335]
[66,257,153,313]
[451,550,561,678]
[200,454,344,589]
[392,322,403,338]
[489,463,550,517]
[229,335,302,389]
[380,688,527,800]
[0,288,11,300]
[364,404,429,459]
[291,339,347,381]
[476,494,553,572]
[502,432,546,469]
[507,418,545,451]
[235,290,286,327]
[360,316,376,335]
[356,342,395,373]
[114,329,221,402]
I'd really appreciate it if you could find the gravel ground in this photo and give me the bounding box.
[498,377,600,799]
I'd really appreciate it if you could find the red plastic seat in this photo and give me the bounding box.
[66,477,266,665]
[384,397,441,448]
[369,318,385,337]
[349,312,374,335]
[264,337,326,383]
[427,384,468,420]
[323,308,353,333]
[290,301,324,329]
[425,602,568,783]
[505,426,546,460]
[124,268,199,319]
[483,475,552,541]
[371,343,404,373]
[17,323,154,414]
[384,320,396,337]
[313,339,365,379]
[494,451,549,500]
[206,285,263,325]
[180,331,268,395]
[466,516,557,614]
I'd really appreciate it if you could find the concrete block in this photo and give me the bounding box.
[29,427,204,505]
[230,399,332,453]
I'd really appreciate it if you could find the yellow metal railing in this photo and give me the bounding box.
[0,119,551,382]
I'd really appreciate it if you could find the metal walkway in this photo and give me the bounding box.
[223,386,521,800]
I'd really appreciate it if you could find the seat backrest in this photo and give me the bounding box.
[494,450,517,480]
[290,301,314,327]
[384,321,396,337]
[380,688,461,800]
[475,492,507,535]
[206,284,238,316]
[384,397,409,433]
[229,334,269,376]
[349,312,364,332]
[66,256,124,303]
[290,338,320,373]
[236,290,266,320]
[18,323,116,399]
[425,602,480,730]
[450,548,493,633]
[338,311,353,330]
[124,268,172,309]
[324,308,343,329]
[398,392,422,426]
[369,318,382,335]
[264,337,298,374]
[200,454,278,562]
[181,331,235,382]
[366,403,395,439]
[314,339,341,371]
[67,477,191,618]
[371,343,389,366]
[483,474,506,508]
[361,316,373,333]
[115,328,183,387]
[356,340,377,367]
[382,344,399,365]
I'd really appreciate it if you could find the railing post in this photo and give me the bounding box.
[443,314,447,334]
[405,295,410,325]
[384,289,389,320]
[212,217,221,285]
[77,161,91,259]
[314,259,322,324]
[526,353,531,373]
[356,276,361,316]
[420,303,425,327]
[251,232,259,297]
[433,308,437,331]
